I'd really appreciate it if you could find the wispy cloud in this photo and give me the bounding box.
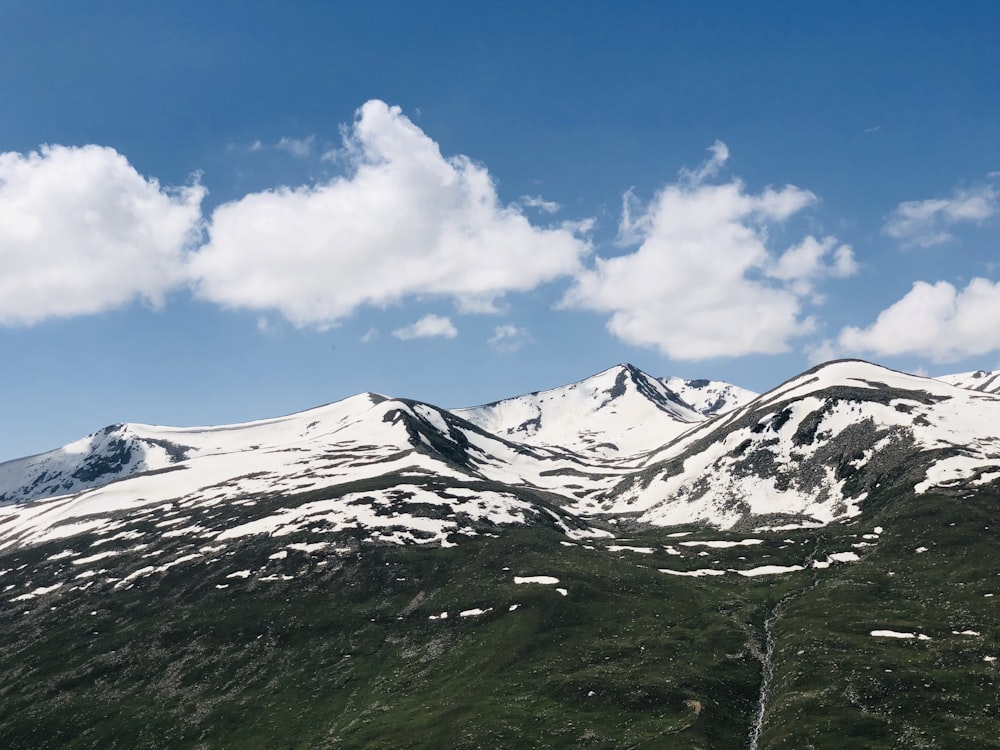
[488,324,531,352]
[276,135,315,158]
[679,140,729,185]
[519,195,560,213]
[883,183,997,247]
[392,314,458,340]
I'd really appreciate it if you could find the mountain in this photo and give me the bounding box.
[596,360,1000,529]
[453,363,755,458]
[937,368,1000,394]
[1,360,999,749]
[0,392,625,554]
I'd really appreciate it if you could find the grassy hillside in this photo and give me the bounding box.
[0,488,997,748]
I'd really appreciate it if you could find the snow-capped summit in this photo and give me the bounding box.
[453,363,754,458]
[0,390,625,553]
[0,393,393,506]
[659,375,757,417]
[595,360,1000,529]
[937,369,1000,395]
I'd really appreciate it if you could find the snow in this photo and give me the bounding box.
[938,370,1000,395]
[459,607,492,617]
[115,565,157,588]
[514,576,560,585]
[679,539,763,548]
[870,630,932,640]
[952,630,981,636]
[452,364,714,459]
[659,568,726,577]
[5,358,1000,560]
[606,545,655,554]
[72,550,120,565]
[827,551,861,563]
[915,547,928,553]
[734,565,805,577]
[46,550,78,561]
[286,542,329,553]
[755,522,825,531]
[556,588,568,596]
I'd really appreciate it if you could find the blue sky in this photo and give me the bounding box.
[1,1,999,461]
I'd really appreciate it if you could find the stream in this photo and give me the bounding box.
[747,593,788,750]
[748,542,822,749]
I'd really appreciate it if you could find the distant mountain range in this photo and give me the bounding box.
[2,360,999,749]
[2,360,998,539]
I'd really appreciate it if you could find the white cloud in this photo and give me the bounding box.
[392,314,457,340]
[884,184,997,247]
[563,145,852,359]
[680,140,729,185]
[0,144,204,325]
[360,327,379,343]
[276,135,315,159]
[768,236,857,297]
[519,195,560,213]
[256,317,280,336]
[488,324,531,352]
[835,278,1000,362]
[191,100,591,326]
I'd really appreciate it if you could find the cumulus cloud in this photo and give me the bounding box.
[768,235,857,297]
[563,145,854,359]
[191,100,590,326]
[833,278,1000,362]
[392,314,458,340]
[488,324,531,352]
[0,144,204,325]
[884,184,997,247]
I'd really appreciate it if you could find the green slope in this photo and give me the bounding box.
[0,489,997,749]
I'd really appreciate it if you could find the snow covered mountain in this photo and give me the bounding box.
[659,374,757,417]
[453,363,755,458]
[937,369,1000,395]
[596,360,1000,529]
[0,392,630,554]
[4,359,1000,559]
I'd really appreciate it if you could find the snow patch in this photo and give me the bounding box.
[870,630,932,640]
[514,576,560,585]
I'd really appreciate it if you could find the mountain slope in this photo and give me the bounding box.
[592,360,1000,529]
[0,393,624,556]
[938,369,1000,395]
[453,363,754,458]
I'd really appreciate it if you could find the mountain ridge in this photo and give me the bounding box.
[2,359,1000,552]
